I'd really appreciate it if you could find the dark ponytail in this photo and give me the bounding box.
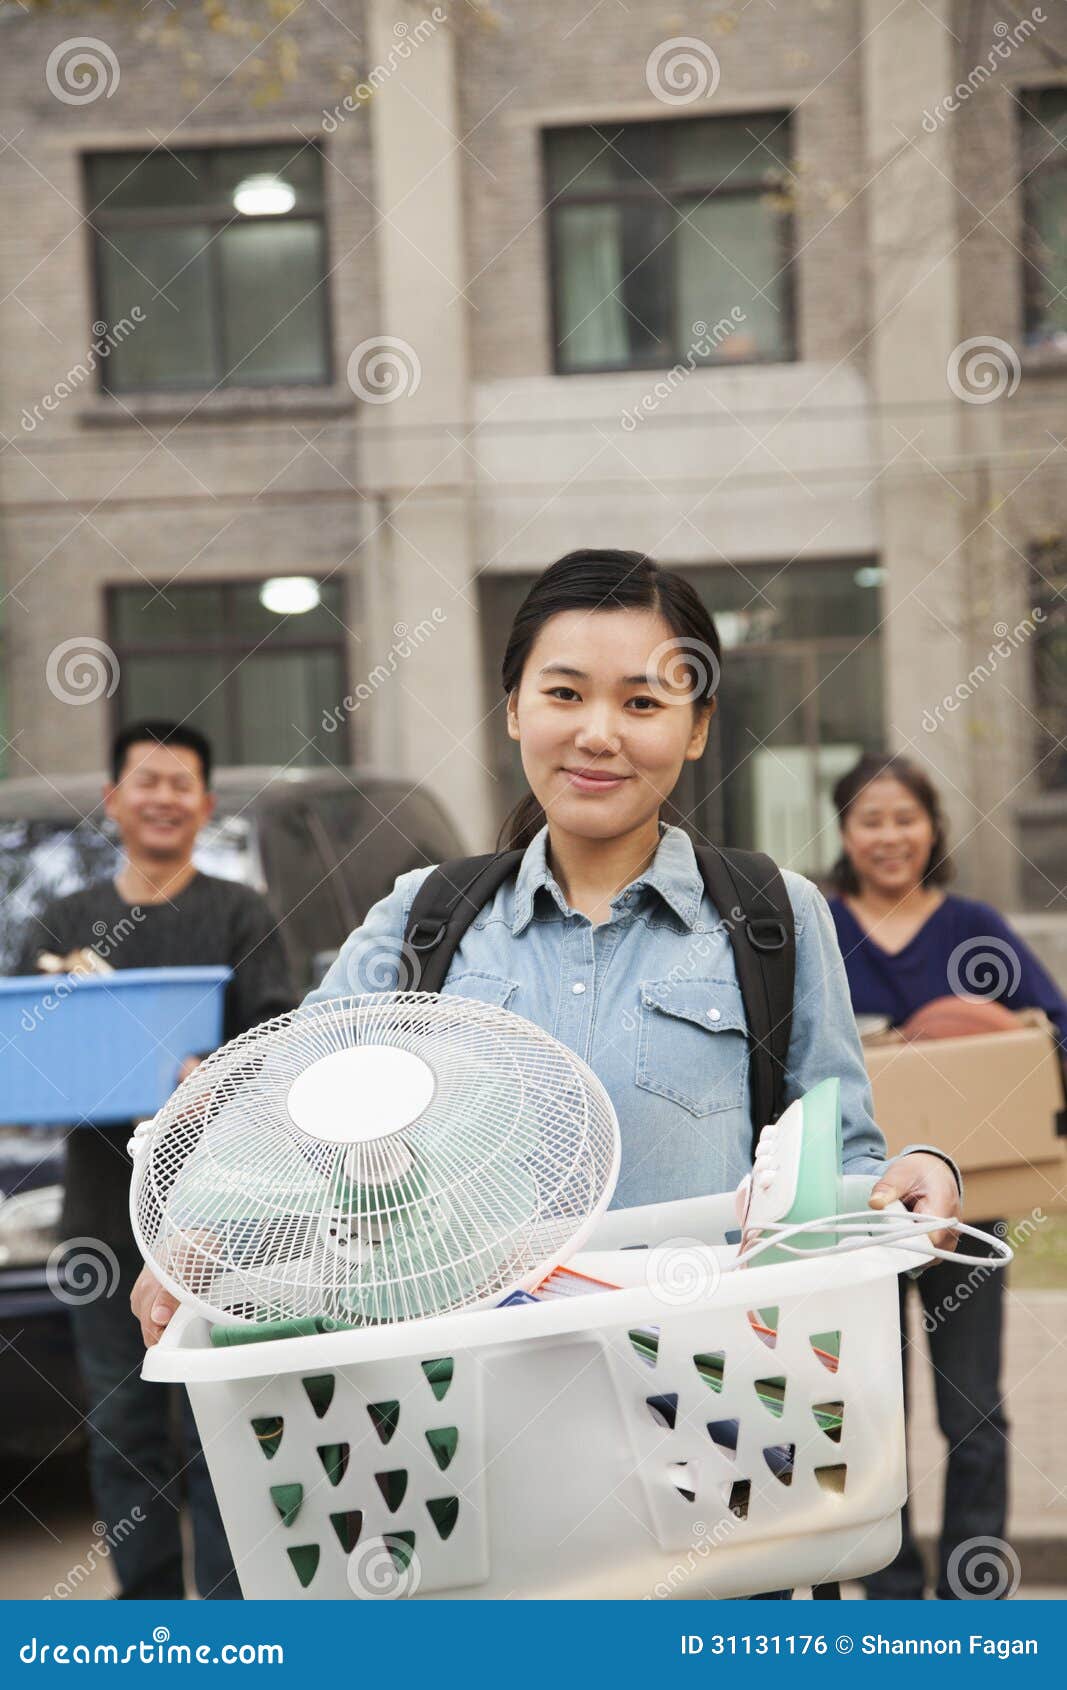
[496,549,721,851]
[828,752,955,893]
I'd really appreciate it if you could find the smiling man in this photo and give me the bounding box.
[17,721,294,1600]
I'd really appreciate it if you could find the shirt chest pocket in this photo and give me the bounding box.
[439,971,519,1012]
[635,977,750,1117]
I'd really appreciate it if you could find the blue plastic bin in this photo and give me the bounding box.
[0,966,231,1126]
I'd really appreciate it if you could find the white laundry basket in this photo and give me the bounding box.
[144,1176,911,1600]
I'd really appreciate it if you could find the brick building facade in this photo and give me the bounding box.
[0,0,1064,910]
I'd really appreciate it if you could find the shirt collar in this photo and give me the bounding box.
[511,824,704,934]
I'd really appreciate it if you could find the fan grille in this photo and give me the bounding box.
[131,993,621,1325]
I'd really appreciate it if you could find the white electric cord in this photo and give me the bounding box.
[727,1209,1013,1273]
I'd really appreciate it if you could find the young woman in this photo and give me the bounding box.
[133,551,960,1348]
[827,753,1067,1601]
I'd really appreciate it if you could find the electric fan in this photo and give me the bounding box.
[129,993,621,1327]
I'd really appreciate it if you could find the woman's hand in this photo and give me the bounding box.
[130,1264,179,1347]
[868,1152,960,1252]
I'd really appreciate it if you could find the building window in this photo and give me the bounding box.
[1021,88,1067,352]
[1030,539,1067,788]
[85,143,331,392]
[479,559,882,878]
[108,578,350,769]
[544,115,795,374]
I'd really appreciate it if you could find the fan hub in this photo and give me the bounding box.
[286,1044,435,1145]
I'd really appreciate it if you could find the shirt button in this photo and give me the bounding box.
[572,982,586,995]
[707,1007,721,1022]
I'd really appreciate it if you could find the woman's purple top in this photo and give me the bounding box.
[828,892,1067,1059]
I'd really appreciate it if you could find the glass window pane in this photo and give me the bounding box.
[219,221,329,384]
[555,203,672,370]
[1022,89,1067,170]
[236,651,347,767]
[672,115,792,189]
[812,647,883,873]
[607,124,665,184]
[97,226,216,389]
[815,645,882,752]
[546,127,620,193]
[716,653,813,864]
[214,143,324,211]
[690,563,880,644]
[775,563,883,640]
[685,563,781,647]
[88,146,323,216]
[1030,543,1067,789]
[119,655,232,758]
[545,125,661,194]
[1027,170,1067,343]
[111,585,225,647]
[87,150,210,213]
[229,579,344,642]
[676,193,790,362]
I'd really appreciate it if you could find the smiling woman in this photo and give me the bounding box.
[498,550,720,923]
[291,553,960,1222]
[134,551,962,1355]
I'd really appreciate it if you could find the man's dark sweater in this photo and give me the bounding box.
[18,872,295,1248]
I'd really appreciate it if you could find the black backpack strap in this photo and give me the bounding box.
[405,840,795,1155]
[403,851,524,994]
[694,845,796,1154]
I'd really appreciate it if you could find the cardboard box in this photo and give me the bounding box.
[861,1010,1067,1220]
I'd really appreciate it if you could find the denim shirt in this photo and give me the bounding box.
[306,826,945,1211]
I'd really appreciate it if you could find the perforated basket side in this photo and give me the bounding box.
[603,1268,906,1560]
[185,1348,489,1599]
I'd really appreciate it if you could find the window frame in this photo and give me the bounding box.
[543,114,797,376]
[84,141,335,395]
[105,574,353,767]
[1018,86,1067,350]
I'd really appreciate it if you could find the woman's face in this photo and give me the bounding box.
[840,776,937,897]
[506,607,712,843]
